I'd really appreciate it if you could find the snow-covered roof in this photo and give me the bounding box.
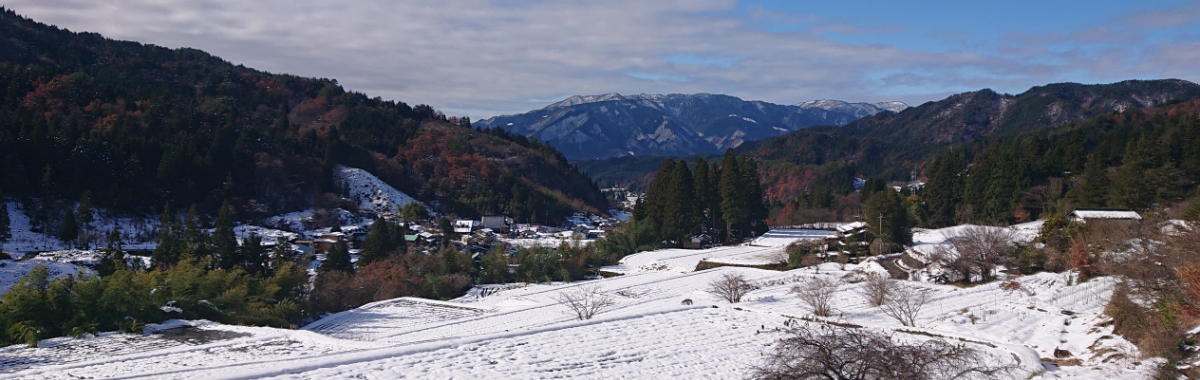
[454,219,478,227]
[1069,209,1142,222]
[837,221,868,233]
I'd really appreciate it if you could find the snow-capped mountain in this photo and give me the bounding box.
[476,94,908,160]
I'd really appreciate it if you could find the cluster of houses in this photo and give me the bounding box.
[278,212,625,259]
[454,213,618,245]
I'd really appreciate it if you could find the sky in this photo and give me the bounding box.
[5,0,1200,119]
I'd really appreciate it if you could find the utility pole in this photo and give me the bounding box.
[877,213,885,240]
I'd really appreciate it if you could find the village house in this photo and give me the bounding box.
[1068,208,1142,228]
[480,215,512,233]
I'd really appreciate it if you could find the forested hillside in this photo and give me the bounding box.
[576,80,1200,226]
[770,98,1200,227]
[0,9,606,222]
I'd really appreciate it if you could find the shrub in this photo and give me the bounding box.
[880,283,930,327]
[554,283,615,320]
[751,325,1016,380]
[793,276,841,317]
[859,274,894,308]
[708,272,755,304]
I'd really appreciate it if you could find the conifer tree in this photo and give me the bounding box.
[719,151,747,241]
[709,161,725,241]
[75,191,94,248]
[741,156,769,236]
[58,209,78,246]
[693,158,717,233]
[152,204,183,268]
[643,158,676,233]
[0,200,10,244]
[98,227,126,277]
[661,160,698,244]
[213,201,239,270]
[240,233,266,275]
[1108,139,1150,209]
[862,188,911,249]
[923,150,964,228]
[270,237,293,267]
[1071,153,1110,207]
[321,241,353,273]
[358,218,395,266]
[183,204,211,261]
[859,177,887,204]
[631,197,646,222]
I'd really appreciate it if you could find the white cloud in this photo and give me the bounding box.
[5,0,1198,118]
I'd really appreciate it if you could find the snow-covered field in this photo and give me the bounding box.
[601,229,832,273]
[0,222,1160,379]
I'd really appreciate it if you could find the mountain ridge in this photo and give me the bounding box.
[477,93,908,160]
[0,8,607,221]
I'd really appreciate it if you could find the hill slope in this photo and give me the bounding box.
[810,80,1200,147]
[476,93,907,160]
[0,9,605,221]
[575,80,1200,203]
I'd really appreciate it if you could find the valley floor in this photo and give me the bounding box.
[0,227,1165,379]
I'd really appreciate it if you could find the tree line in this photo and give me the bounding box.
[633,150,769,245]
[922,104,1200,227]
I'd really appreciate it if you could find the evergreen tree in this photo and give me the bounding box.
[1108,139,1150,209]
[213,201,239,270]
[631,197,646,222]
[321,241,353,273]
[183,204,211,261]
[859,177,887,204]
[719,150,746,241]
[643,158,677,233]
[0,200,10,244]
[862,188,911,249]
[740,156,769,236]
[693,158,719,234]
[709,161,725,241]
[358,218,395,267]
[75,191,94,248]
[151,204,183,268]
[1071,153,1110,207]
[660,160,698,245]
[239,233,266,275]
[98,227,126,277]
[923,150,964,228]
[58,209,78,246]
[270,236,293,270]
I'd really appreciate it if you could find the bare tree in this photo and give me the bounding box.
[933,226,1017,284]
[859,274,896,308]
[554,283,616,320]
[707,272,756,303]
[793,276,841,317]
[880,282,929,327]
[751,325,1016,380]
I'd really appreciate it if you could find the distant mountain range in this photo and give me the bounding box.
[475,93,908,160]
[799,79,1200,147]
[577,79,1200,194]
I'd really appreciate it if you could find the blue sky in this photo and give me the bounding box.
[6,0,1200,118]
